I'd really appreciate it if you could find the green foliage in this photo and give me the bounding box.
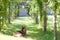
[0,0,9,31]
[10,0,22,2]
[0,3,4,11]
[36,0,44,21]
[27,0,39,15]
[48,0,60,14]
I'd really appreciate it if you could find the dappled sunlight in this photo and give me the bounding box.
[0,0,60,40]
[57,15,60,31]
[47,15,54,30]
[1,17,37,40]
[11,17,34,25]
[1,16,60,40]
[27,31,38,34]
[37,23,43,29]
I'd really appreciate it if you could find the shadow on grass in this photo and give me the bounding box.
[1,23,22,36]
[25,27,54,40]
[1,23,60,40]
[57,31,60,40]
[26,24,60,40]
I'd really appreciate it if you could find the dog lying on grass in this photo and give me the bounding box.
[13,26,26,37]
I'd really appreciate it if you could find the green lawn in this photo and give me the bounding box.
[1,15,60,40]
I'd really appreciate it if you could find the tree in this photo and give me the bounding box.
[17,3,20,16]
[8,2,11,23]
[28,0,39,24]
[43,0,48,32]
[53,0,58,40]
[36,0,44,28]
[0,0,9,31]
[36,0,47,32]
[49,0,60,40]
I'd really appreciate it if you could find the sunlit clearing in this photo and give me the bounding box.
[11,17,34,25]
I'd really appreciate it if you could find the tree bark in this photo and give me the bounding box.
[8,2,11,24]
[44,11,47,32]
[53,0,57,40]
[44,2,47,32]
[53,14,57,40]
[35,14,39,24]
[17,3,20,16]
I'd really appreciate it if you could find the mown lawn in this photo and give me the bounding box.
[1,15,60,40]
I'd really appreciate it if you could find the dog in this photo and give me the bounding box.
[13,26,26,37]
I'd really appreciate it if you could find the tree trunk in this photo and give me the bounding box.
[53,0,57,40]
[53,14,57,40]
[44,2,47,32]
[15,3,17,18]
[8,2,11,24]
[31,13,39,24]
[27,7,30,16]
[17,3,20,16]
[35,14,39,24]
[44,12,47,32]
[0,18,2,31]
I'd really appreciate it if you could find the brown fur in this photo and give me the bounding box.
[13,26,26,37]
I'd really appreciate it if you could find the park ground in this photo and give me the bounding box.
[0,15,60,40]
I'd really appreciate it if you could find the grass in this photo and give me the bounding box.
[1,15,60,40]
